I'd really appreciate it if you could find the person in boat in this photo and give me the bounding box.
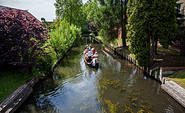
[84,45,89,54]
[87,50,93,62]
[91,58,97,66]
[85,45,88,50]
[92,51,98,58]
[89,44,92,50]
[85,53,88,61]
[84,48,88,54]
[91,48,96,55]
[91,52,98,66]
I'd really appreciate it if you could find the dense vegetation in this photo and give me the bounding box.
[127,0,177,67]
[0,0,184,104]
[0,8,48,73]
[83,0,127,45]
[55,0,88,33]
[0,5,81,102]
[41,19,81,72]
[83,0,178,67]
[0,0,181,73]
[96,0,121,43]
[0,5,82,74]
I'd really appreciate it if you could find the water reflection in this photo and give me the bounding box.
[17,38,184,113]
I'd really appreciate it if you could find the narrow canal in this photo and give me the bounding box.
[17,37,184,113]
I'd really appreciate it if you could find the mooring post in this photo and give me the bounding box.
[147,67,149,73]
[159,67,163,82]
[163,78,166,84]
[155,71,157,79]
[150,70,152,76]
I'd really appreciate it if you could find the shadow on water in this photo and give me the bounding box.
[16,37,185,113]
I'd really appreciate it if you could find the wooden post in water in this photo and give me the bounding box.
[159,68,163,82]
[155,71,157,79]
[150,70,152,76]
[146,67,149,73]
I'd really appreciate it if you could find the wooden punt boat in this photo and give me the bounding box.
[84,49,99,68]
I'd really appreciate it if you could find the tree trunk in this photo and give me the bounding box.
[70,0,72,25]
[121,0,126,47]
[150,35,155,65]
[70,7,72,25]
[154,36,158,55]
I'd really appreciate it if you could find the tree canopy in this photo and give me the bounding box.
[55,0,83,25]
[127,0,177,67]
[96,0,122,43]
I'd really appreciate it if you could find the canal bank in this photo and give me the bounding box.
[16,37,184,112]
[0,38,78,113]
[92,36,185,108]
[0,78,35,113]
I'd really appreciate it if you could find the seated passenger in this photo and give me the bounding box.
[84,48,88,54]
[91,48,96,54]
[88,50,92,62]
[92,52,98,58]
[89,44,92,50]
[91,58,97,66]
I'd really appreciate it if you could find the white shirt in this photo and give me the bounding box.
[88,51,92,57]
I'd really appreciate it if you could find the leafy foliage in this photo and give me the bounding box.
[127,0,150,67]
[55,0,90,33]
[77,6,89,33]
[83,0,99,23]
[0,8,47,73]
[127,0,177,67]
[96,0,122,43]
[151,0,177,48]
[40,19,81,71]
[55,0,82,25]
[49,19,81,57]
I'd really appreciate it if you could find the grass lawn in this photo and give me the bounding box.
[157,46,181,56]
[166,70,185,89]
[0,70,31,103]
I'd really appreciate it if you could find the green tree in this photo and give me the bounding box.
[127,0,150,67]
[121,0,128,47]
[81,0,100,33]
[96,0,121,43]
[127,0,177,67]
[55,0,82,25]
[47,19,81,58]
[83,0,99,22]
[77,4,91,33]
[41,19,81,71]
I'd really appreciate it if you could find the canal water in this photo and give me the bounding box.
[17,37,184,113]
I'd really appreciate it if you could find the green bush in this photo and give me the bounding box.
[38,19,81,72]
